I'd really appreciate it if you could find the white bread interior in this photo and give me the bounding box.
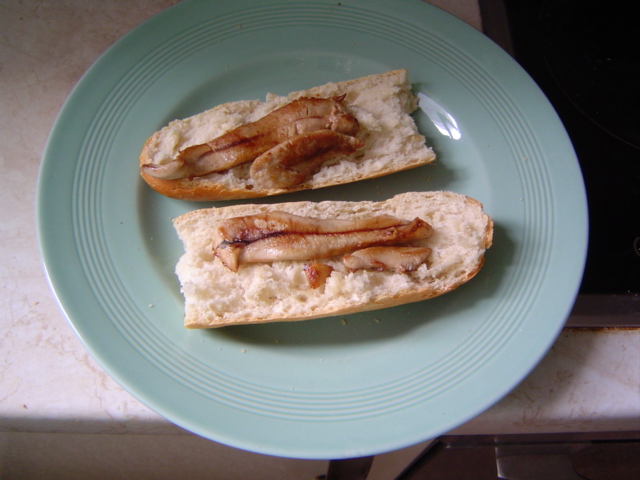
[173,191,493,328]
[140,69,436,200]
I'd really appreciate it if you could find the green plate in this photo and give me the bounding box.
[37,0,587,460]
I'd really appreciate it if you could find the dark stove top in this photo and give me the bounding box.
[483,0,640,296]
[476,0,640,326]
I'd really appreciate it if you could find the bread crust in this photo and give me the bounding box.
[139,69,435,201]
[174,191,493,328]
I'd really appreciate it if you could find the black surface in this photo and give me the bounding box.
[501,0,640,294]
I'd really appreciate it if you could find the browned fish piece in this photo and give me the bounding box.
[213,211,433,272]
[249,130,364,189]
[342,246,432,273]
[304,262,334,289]
[213,211,408,246]
[141,96,359,180]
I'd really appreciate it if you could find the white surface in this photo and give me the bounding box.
[1,0,638,478]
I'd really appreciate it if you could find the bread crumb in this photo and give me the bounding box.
[241,348,246,353]
[341,318,348,326]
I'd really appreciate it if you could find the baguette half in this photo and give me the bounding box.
[140,69,435,201]
[174,191,493,328]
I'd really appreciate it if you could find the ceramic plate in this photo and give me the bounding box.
[37,0,587,459]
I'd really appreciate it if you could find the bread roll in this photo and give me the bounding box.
[173,191,493,328]
[140,69,435,201]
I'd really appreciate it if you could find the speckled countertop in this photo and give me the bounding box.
[1,0,638,475]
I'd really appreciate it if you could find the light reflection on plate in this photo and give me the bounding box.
[418,92,462,140]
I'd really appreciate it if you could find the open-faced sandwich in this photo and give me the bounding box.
[173,191,493,328]
[140,69,436,201]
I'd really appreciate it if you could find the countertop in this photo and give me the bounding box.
[1,1,638,478]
